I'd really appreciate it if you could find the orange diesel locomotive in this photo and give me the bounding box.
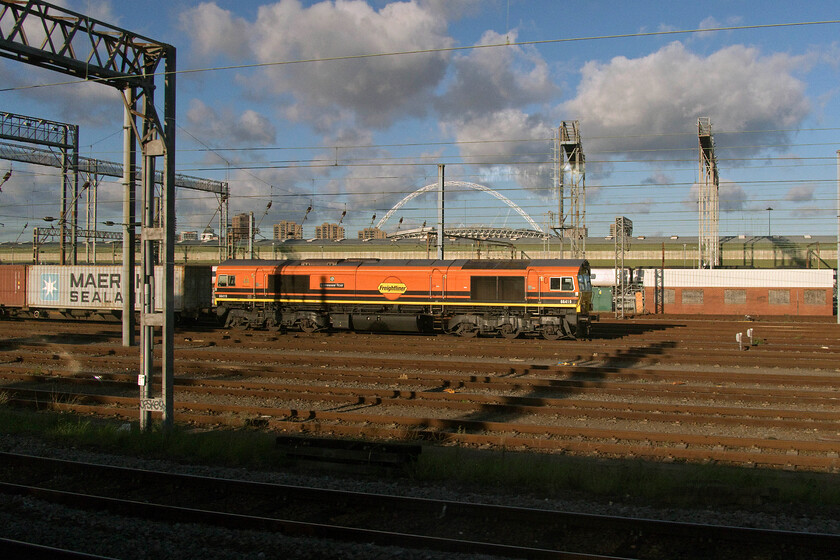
[214,258,593,339]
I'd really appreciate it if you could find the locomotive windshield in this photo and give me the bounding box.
[578,273,591,292]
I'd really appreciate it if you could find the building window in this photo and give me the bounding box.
[804,289,826,305]
[724,289,746,305]
[769,289,790,305]
[681,289,704,304]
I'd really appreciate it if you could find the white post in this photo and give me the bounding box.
[249,211,254,258]
[437,164,444,260]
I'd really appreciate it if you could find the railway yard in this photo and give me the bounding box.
[0,315,839,558]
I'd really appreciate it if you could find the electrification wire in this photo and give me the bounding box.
[2,19,839,93]
[4,16,840,238]
[83,125,840,159]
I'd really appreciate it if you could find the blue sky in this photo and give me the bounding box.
[1,0,840,242]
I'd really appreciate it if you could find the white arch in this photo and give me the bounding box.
[377,181,544,233]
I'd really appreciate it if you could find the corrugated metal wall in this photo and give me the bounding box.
[642,268,834,288]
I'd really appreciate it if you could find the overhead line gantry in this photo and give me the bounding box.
[1,0,176,430]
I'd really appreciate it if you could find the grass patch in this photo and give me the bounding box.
[412,446,840,509]
[0,407,285,469]
[1,406,838,510]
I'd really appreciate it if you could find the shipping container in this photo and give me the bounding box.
[0,265,27,312]
[25,265,211,317]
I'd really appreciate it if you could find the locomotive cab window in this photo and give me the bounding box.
[217,274,235,287]
[549,277,575,292]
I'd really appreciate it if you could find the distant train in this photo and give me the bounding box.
[213,258,594,339]
[0,264,211,321]
[2,260,831,330]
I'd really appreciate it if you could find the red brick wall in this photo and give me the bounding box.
[643,286,833,316]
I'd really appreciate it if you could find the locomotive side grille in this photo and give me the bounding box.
[470,276,525,302]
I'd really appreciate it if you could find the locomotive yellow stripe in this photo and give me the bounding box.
[214,297,578,308]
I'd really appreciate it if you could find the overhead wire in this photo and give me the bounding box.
[2,19,839,93]
[2,15,839,237]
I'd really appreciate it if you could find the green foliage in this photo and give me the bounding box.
[1,407,837,509]
[415,447,840,509]
[0,408,283,469]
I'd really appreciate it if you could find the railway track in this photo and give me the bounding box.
[1,452,837,560]
[3,384,839,470]
[3,316,840,360]
[1,317,839,472]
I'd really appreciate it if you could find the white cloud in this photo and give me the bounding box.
[185,99,276,146]
[436,30,560,118]
[693,15,743,40]
[183,0,454,129]
[313,127,431,223]
[564,42,811,159]
[179,2,251,62]
[785,184,815,202]
[445,108,555,193]
[0,61,122,129]
[642,172,674,186]
[688,179,748,211]
[417,0,483,21]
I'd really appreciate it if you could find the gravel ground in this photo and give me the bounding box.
[0,432,838,559]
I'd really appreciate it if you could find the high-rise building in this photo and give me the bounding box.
[230,213,251,243]
[358,227,387,240]
[179,231,198,241]
[315,222,345,240]
[274,220,302,240]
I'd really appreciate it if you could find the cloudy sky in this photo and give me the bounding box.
[1,0,839,242]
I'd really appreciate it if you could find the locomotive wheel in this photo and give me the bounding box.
[455,322,478,338]
[499,324,520,339]
[541,325,561,340]
[298,318,318,333]
[265,318,282,332]
[229,316,248,330]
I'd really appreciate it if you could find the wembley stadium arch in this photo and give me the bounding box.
[376,181,545,235]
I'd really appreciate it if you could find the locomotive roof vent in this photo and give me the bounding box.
[302,259,342,266]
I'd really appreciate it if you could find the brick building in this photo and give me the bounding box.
[274,220,303,240]
[315,222,345,240]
